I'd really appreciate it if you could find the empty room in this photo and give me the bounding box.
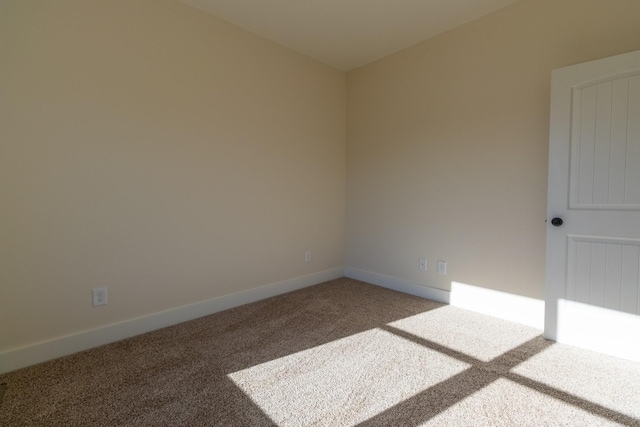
[1,0,640,425]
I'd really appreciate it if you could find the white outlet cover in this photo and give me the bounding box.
[437,261,447,275]
[92,287,107,306]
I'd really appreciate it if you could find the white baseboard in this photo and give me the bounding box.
[344,267,544,330]
[344,267,450,304]
[0,268,344,374]
[1,268,545,374]
[450,281,545,329]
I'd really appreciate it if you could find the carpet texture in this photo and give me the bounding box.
[1,278,640,426]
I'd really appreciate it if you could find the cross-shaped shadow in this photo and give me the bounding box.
[352,325,639,426]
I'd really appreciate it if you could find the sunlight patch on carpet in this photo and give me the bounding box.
[228,327,470,426]
[423,378,625,426]
[511,344,640,419]
[388,306,541,362]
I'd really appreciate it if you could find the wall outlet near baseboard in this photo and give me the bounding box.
[305,251,312,263]
[419,258,427,271]
[92,287,107,306]
[437,260,447,275]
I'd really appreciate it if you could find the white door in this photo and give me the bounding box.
[546,50,640,362]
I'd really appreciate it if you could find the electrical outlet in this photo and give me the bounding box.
[92,287,107,306]
[305,251,312,263]
[419,258,427,271]
[437,260,447,275]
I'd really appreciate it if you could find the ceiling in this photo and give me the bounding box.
[179,0,521,71]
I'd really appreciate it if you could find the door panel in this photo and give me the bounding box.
[570,74,640,209]
[546,50,640,362]
[566,236,640,314]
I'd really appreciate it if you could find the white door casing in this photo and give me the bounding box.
[546,50,640,362]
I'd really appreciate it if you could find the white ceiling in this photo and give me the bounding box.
[179,0,521,71]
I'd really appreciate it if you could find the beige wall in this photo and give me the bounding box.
[346,0,640,299]
[0,0,346,352]
[3,0,640,360]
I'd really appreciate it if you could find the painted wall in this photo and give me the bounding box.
[0,0,346,353]
[346,0,640,299]
[3,0,640,368]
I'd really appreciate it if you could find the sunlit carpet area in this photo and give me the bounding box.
[1,278,640,426]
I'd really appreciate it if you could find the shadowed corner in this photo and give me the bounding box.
[0,279,445,425]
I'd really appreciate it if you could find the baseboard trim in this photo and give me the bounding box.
[0,268,344,374]
[450,281,545,329]
[344,267,544,330]
[344,267,450,304]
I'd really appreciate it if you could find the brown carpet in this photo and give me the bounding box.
[1,277,640,426]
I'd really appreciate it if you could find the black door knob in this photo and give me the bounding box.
[551,217,563,226]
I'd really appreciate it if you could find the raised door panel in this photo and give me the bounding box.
[570,74,640,210]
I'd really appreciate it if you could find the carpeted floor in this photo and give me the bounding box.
[1,277,640,426]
